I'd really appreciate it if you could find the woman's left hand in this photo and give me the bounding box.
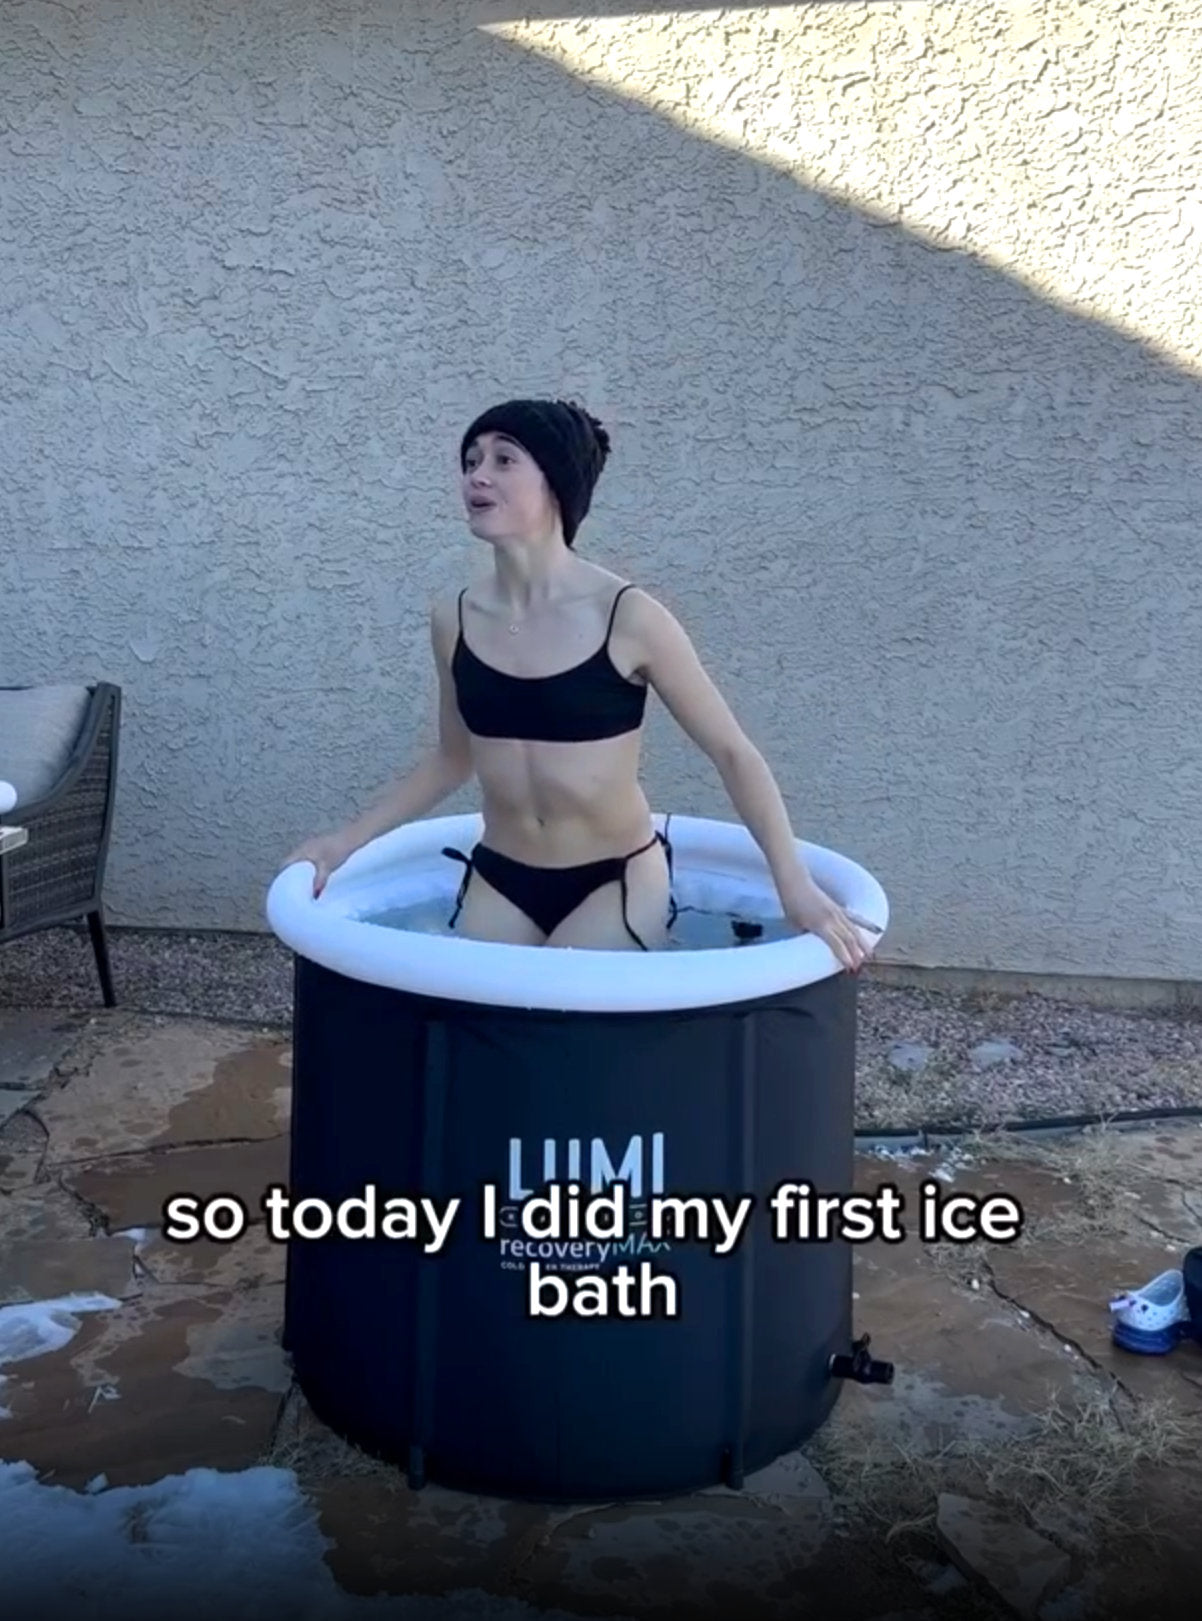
[783,879,881,973]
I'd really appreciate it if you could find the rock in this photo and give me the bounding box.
[936,1493,1071,1618]
[1029,1499,1096,1556]
[1053,1032,1096,1054]
[888,1042,933,1076]
[701,1446,831,1523]
[0,1010,88,1093]
[969,1040,1023,1070]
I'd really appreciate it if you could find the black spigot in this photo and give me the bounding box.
[731,920,763,945]
[829,1333,894,1385]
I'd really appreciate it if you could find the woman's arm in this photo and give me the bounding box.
[283,599,474,890]
[628,591,874,970]
[338,601,474,845]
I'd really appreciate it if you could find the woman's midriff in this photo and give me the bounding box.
[468,732,654,866]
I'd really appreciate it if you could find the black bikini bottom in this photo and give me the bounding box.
[442,821,676,951]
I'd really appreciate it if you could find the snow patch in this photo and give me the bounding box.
[113,1228,152,1249]
[0,1460,635,1619]
[0,1294,122,1420]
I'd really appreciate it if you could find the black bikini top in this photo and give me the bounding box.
[452,583,649,742]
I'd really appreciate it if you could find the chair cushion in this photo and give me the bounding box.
[0,684,93,809]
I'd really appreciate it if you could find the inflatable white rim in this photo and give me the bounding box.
[265,813,889,1013]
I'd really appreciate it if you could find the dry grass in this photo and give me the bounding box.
[879,1121,1148,1289]
[260,1386,405,1492]
[808,1382,1196,1551]
[932,1119,1157,1245]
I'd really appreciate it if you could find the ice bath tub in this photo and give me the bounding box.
[266,813,889,1502]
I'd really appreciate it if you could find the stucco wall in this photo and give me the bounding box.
[2,1,1199,979]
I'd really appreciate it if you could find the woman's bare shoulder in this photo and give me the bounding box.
[609,585,692,681]
[614,582,674,627]
[429,588,468,658]
[586,563,665,608]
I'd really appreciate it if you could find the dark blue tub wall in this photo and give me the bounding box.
[283,952,858,1502]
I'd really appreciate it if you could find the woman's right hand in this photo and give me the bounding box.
[281,829,358,897]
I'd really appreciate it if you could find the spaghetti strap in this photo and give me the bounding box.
[456,589,467,633]
[604,583,633,644]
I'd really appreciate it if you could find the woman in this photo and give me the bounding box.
[284,398,876,970]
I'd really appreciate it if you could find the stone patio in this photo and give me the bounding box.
[2,1004,1201,1620]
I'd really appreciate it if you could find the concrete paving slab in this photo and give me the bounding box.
[0,1089,35,1128]
[846,1188,1092,1457]
[507,1488,992,1621]
[62,1136,289,1231]
[308,1451,860,1621]
[514,1494,831,1621]
[134,1219,286,1289]
[893,1124,1202,1251]
[35,1021,290,1165]
[0,1110,45,1191]
[0,1009,89,1091]
[988,1235,1202,1414]
[0,1182,96,1246]
[698,1448,830,1518]
[936,1492,1070,1618]
[169,1282,288,1396]
[312,1477,581,1601]
[0,1235,141,1307]
[4,1011,1202,1618]
[1113,1120,1202,1179]
[1,1284,286,1489]
[1103,1123,1202,1245]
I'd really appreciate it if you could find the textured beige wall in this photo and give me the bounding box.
[2,1,1199,979]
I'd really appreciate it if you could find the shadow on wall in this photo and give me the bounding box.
[0,1,1196,981]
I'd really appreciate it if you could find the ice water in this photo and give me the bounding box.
[362,899,791,950]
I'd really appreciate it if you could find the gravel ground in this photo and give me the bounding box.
[2,924,1201,1130]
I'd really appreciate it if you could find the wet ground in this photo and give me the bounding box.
[2,1004,1201,1620]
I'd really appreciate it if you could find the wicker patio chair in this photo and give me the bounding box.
[0,682,121,1006]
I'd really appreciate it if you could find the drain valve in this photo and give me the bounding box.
[829,1333,894,1385]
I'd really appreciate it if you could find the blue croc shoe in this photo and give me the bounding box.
[1109,1269,1194,1354]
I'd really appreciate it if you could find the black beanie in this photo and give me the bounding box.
[460,397,611,547]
